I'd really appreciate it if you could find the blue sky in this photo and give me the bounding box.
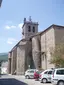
[0,0,64,53]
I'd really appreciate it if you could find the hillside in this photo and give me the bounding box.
[0,53,8,61]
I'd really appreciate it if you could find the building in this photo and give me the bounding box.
[22,16,38,39]
[8,17,64,75]
[8,17,38,75]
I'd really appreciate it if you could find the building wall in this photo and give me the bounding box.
[32,35,41,70]
[8,25,64,75]
[54,26,64,45]
[41,27,55,70]
[17,45,25,75]
[16,39,32,74]
[11,48,17,75]
[25,40,33,69]
[22,22,38,39]
[8,52,12,74]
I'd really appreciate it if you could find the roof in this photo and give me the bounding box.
[40,24,64,35]
[9,24,64,53]
[9,38,31,53]
[54,68,64,70]
[31,24,64,37]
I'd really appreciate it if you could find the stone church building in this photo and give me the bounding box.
[8,17,64,75]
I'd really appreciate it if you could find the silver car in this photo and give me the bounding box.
[39,69,53,83]
[25,69,38,79]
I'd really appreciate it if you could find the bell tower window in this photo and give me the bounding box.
[33,26,35,32]
[28,26,31,32]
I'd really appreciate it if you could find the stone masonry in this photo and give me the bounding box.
[8,20,64,74]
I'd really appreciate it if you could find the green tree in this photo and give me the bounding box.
[50,43,64,68]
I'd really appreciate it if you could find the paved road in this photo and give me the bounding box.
[0,75,52,85]
[0,78,27,85]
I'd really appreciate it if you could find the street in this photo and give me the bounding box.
[0,78,27,85]
[0,75,52,85]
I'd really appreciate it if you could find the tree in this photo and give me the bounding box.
[50,43,64,68]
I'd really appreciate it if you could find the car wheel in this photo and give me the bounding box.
[58,81,64,85]
[25,75,30,79]
[42,78,47,83]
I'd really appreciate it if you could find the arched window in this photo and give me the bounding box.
[33,26,35,32]
[28,26,31,32]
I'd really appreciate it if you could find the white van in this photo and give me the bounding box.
[51,68,64,85]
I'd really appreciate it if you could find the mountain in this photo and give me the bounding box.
[0,53,8,61]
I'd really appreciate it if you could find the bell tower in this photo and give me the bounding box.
[22,17,38,39]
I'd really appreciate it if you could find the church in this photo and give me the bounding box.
[8,17,64,75]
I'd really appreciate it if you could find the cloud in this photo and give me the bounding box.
[5,25,10,29]
[5,25,16,30]
[5,22,23,30]
[7,38,18,45]
[18,23,23,30]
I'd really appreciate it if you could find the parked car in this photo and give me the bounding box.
[25,69,38,79]
[51,68,64,85]
[39,69,53,83]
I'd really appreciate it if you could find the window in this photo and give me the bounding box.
[44,71,48,74]
[29,70,34,73]
[28,26,31,32]
[27,71,34,73]
[33,26,35,32]
[36,71,39,74]
[56,69,64,75]
[48,71,53,74]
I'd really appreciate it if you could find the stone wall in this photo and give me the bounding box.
[25,40,32,70]
[11,48,17,75]
[32,35,41,70]
[8,25,64,74]
[17,45,25,75]
[8,52,12,74]
[41,27,55,70]
[54,26,64,45]
[16,39,32,75]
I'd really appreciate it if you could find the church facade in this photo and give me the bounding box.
[8,17,64,75]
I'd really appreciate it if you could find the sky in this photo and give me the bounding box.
[0,0,64,53]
